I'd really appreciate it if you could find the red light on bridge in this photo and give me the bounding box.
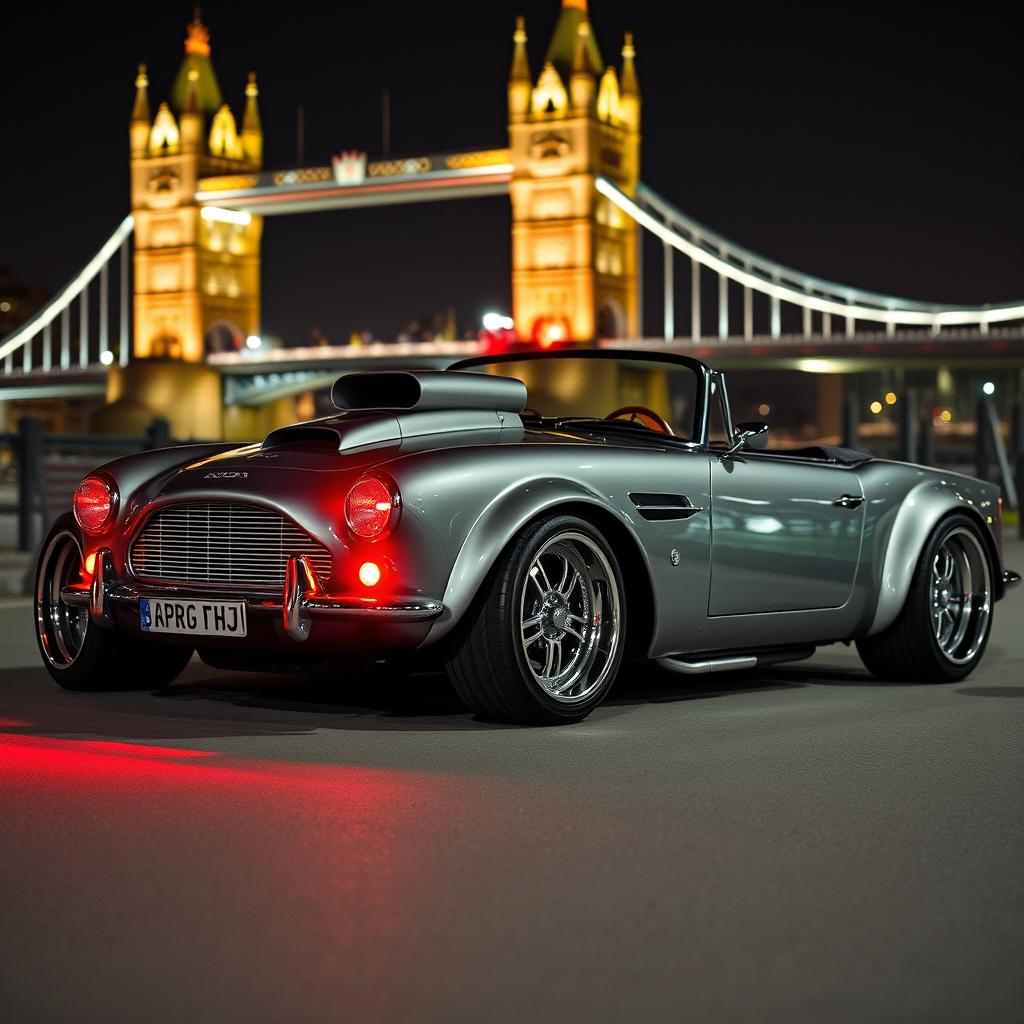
[532,317,570,349]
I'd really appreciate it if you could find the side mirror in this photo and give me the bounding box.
[725,421,769,456]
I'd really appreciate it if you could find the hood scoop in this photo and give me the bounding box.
[262,371,526,454]
[263,415,404,453]
[331,370,527,414]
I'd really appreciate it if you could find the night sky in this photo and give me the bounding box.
[2,1,1021,342]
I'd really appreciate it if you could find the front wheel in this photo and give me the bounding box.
[857,514,994,683]
[447,514,626,724]
[35,514,194,692]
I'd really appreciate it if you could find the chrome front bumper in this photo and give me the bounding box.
[66,549,444,643]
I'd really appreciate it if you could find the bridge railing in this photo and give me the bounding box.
[0,216,134,380]
[599,178,1024,343]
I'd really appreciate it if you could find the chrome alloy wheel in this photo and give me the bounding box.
[930,527,992,666]
[37,530,90,668]
[518,531,621,703]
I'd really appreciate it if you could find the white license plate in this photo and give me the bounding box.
[140,598,248,638]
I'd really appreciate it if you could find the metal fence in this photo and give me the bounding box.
[844,394,1023,532]
[0,417,178,552]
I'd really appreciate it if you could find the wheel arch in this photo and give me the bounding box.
[422,480,657,650]
[867,484,1002,636]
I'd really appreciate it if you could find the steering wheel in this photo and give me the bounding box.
[604,405,675,436]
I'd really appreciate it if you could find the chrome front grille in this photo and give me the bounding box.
[130,502,332,591]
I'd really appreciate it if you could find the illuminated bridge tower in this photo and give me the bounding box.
[508,0,641,343]
[129,12,263,363]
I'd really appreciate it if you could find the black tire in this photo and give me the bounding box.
[446,514,626,724]
[35,514,194,692]
[857,513,995,683]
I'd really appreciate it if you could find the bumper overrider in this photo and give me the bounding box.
[64,549,444,651]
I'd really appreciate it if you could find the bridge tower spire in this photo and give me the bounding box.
[129,10,263,365]
[508,18,532,122]
[130,64,151,158]
[508,3,641,342]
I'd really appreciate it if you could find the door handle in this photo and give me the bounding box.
[833,494,864,509]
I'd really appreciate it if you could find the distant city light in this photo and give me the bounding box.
[245,335,262,350]
[870,401,883,414]
[99,350,115,366]
[0,301,11,313]
[884,391,897,405]
[201,206,252,227]
[940,409,953,423]
[482,312,514,331]
[758,403,771,417]
[982,381,996,396]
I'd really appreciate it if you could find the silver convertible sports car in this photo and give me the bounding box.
[37,350,1019,724]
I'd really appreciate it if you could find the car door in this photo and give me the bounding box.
[709,452,866,615]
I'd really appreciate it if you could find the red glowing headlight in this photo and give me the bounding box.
[345,474,399,540]
[73,476,116,534]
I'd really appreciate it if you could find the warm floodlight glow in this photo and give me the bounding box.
[940,409,953,423]
[885,392,897,405]
[201,206,252,227]
[870,401,883,414]
[982,381,996,396]
[245,335,262,350]
[796,358,836,374]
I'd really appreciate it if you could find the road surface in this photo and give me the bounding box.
[2,543,1023,1023]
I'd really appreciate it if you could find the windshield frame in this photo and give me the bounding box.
[452,348,714,446]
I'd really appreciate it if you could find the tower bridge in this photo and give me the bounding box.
[1,1,1022,441]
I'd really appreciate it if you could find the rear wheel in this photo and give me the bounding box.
[857,514,994,682]
[35,515,194,692]
[447,514,626,724]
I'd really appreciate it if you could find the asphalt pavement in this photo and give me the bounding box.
[1,543,1023,1023]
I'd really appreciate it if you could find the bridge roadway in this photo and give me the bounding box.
[1,544,1022,1022]
[4,328,1023,405]
[212,329,1024,405]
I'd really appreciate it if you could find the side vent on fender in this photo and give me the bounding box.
[628,493,704,522]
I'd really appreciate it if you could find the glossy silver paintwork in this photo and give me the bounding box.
[861,463,1001,635]
[70,350,1013,667]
